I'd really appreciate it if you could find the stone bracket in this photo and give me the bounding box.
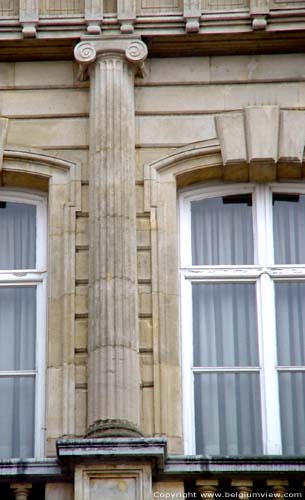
[183,0,201,33]
[19,0,38,38]
[250,0,269,30]
[85,0,103,34]
[74,36,148,80]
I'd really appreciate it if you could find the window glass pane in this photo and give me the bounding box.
[0,376,35,458]
[0,287,36,370]
[191,195,253,265]
[192,283,258,367]
[0,202,36,269]
[275,282,305,366]
[273,193,305,264]
[194,373,262,455]
[279,372,305,455]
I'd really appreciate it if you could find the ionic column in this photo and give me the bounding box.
[74,37,147,437]
[10,483,32,500]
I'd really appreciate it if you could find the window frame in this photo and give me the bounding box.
[0,189,47,459]
[179,182,305,456]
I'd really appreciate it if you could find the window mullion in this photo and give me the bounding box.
[254,185,274,266]
[181,276,195,455]
[257,273,282,454]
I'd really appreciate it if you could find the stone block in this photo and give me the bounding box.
[139,318,153,349]
[76,250,89,281]
[153,482,185,496]
[279,110,305,162]
[140,57,210,84]
[136,115,216,145]
[45,483,74,500]
[15,61,74,87]
[137,250,151,280]
[76,216,89,246]
[75,319,88,350]
[138,284,152,315]
[75,285,88,315]
[7,117,88,148]
[140,351,153,382]
[75,388,87,436]
[216,112,247,165]
[0,89,88,117]
[245,106,279,162]
[136,216,151,247]
[141,386,154,435]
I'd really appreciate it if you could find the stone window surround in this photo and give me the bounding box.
[0,127,81,457]
[144,105,305,454]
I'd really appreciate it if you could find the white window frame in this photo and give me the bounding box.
[0,189,47,459]
[180,182,305,456]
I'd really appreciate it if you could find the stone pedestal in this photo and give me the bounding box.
[74,37,147,437]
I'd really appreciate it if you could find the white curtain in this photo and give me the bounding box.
[275,282,305,455]
[0,202,36,269]
[192,283,262,455]
[273,195,305,264]
[191,196,253,265]
[0,287,36,458]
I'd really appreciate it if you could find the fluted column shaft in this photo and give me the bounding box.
[75,37,147,437]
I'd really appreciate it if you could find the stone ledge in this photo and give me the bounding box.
[164,456,305,475]
[0,459,63,479]
[57,437,167,470]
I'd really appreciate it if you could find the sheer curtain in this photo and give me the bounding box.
[192,283,262,455]
[0,201,36,458]
[0,287,36,458]
[275,282,305,455]
[273,194,305,264]
[0,202,36,269]
[191,195,253,265]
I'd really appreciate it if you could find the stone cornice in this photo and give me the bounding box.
[74,35,148,79]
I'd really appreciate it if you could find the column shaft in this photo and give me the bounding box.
[87,54,140,436]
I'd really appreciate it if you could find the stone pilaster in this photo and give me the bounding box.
[74,37,148,437]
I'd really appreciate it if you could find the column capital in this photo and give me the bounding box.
[74,36,148,79]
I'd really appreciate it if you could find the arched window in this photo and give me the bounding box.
[180,183,305,456]
[0,190,47,459]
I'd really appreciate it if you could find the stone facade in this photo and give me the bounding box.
[0,1,305,499]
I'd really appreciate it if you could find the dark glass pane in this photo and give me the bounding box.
[0,287,36,370]
[193,283,258,367]
[0,376,35,458]
[0,202,36,269]
[273,193,305,264]
[191,195,253,265]
[279,372,305,455]
[194,373,262,455]
[275,282,305,366]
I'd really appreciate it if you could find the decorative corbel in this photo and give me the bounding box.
[184,0,201,32]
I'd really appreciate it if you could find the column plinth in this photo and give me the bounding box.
[74,37,147,438]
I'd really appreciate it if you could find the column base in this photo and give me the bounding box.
[85,419,143,438]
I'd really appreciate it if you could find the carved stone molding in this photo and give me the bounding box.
[74,36,148,80]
